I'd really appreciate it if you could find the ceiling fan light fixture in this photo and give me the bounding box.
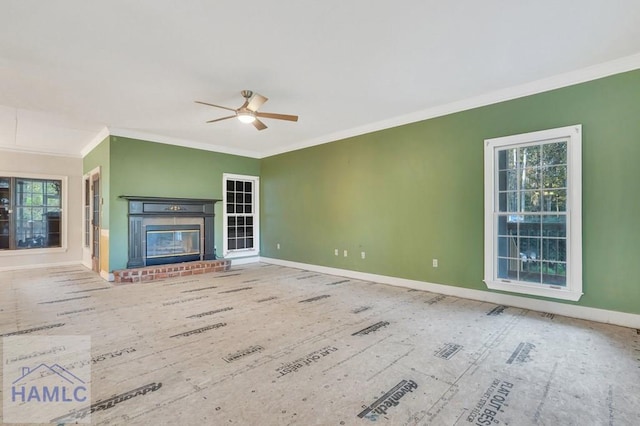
[236,110,256,123]
[196,91,298,131]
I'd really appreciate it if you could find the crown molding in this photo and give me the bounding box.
[80,126,110,158]
[76,53,640,160]
[0,144,83,158]
[108,127,262,159]
[262,52,640,158]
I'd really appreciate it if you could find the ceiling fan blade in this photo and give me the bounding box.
[247,93,268,111]
[256,112,299,122]
[206,115,236,123]
[195,101,236,112]
[252,118,267,131]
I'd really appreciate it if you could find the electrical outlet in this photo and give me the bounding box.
[277,243,280,250]
[361,251,366,259]
[334,249,339,256]
[343,250,348,257]
[432,259,438,268]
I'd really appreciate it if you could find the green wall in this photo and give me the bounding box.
[84,136,260,271]
[260,69,640,315]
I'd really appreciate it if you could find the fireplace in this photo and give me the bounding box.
[121,196,220,268]
[146,225,201,266]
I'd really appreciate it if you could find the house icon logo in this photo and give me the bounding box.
[11,363,88,403]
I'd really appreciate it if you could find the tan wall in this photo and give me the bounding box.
[0,149,83,270]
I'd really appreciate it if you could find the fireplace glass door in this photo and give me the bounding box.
[146,225,201,265]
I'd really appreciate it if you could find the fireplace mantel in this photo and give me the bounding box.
[120,196,221,268]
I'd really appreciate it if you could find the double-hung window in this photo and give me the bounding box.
[222,173,259,258]
[484,125,582,301]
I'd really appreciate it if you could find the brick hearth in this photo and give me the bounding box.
[113,259,231,283]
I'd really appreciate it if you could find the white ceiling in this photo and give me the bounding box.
[1,1,640,159]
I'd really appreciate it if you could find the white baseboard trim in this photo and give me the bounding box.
[0,260,84,272]
[230,256,261,266]
[260,257,640,329]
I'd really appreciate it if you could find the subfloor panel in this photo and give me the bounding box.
[0,263,639,425]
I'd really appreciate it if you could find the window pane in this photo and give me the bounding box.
[542,215,566,237]
[541,189,566,212]
[542,165,566,189]
[542,141,567,165]
[497,236,511,258]
[498,148,517,170]
[499,191,518,212]
[497,216,509,236]
[497,257,509,279]
[519,146,541,168]
[543,262,566,286]
[541,238,566,262]
[48,192,60,207]
[46,182,59,195]
[520,261,541,283]
[519,215,541,236]
[519,237,540,260]
[522,168,540,190]
[33,207,43,221]
[522,191,540,212]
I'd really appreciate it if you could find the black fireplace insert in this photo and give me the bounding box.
[121,196,221,268]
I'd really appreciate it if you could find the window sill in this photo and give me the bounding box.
[0,246,68,257]
[484,279,583,301]
[223,249,259,259]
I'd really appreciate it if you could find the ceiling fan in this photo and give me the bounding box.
[195,90,298,131]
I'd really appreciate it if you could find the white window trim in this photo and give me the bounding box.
[483,125,582,301]
[222,173,260,259]
[0,171,68,256]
